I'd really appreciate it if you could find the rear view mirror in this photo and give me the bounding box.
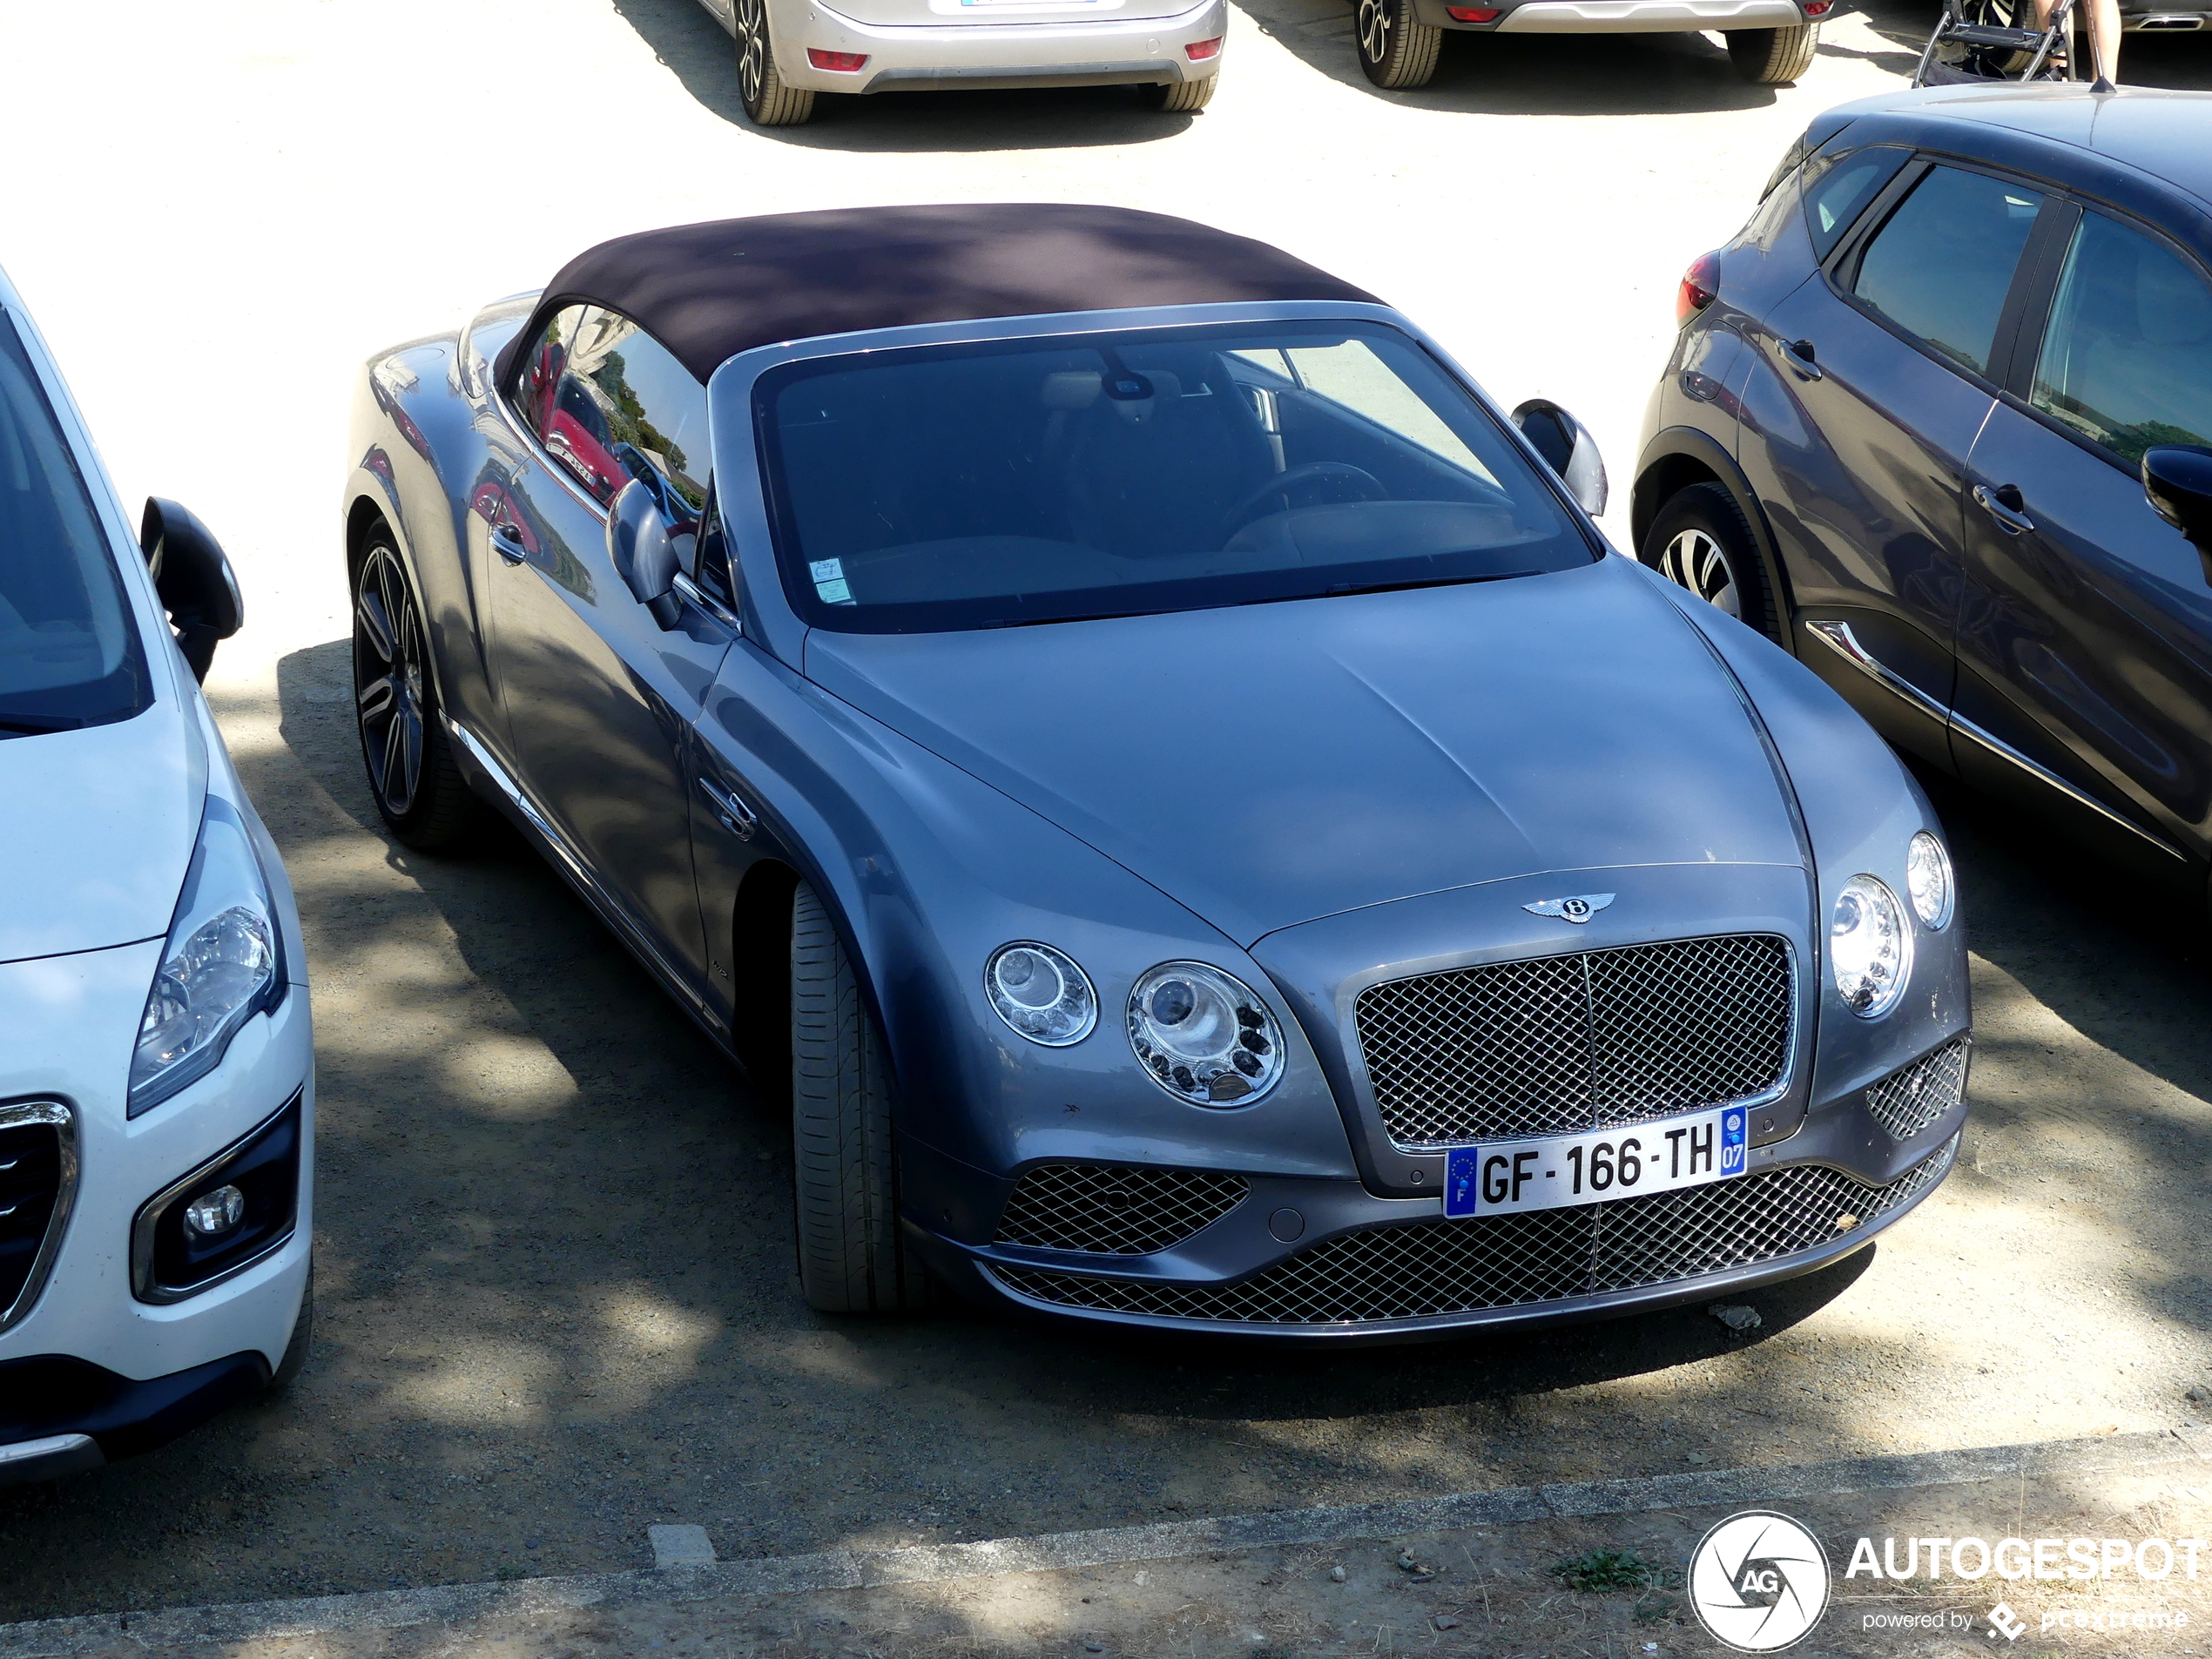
[1512,399,1609,519]
[138,499,243,683]
[2143,446,2212,584]
[608,479,680,627]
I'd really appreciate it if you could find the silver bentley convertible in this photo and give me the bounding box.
[341,205,1970,1342]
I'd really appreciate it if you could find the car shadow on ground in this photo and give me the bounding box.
[607,0,1199,150]
[1231,0,1784,114]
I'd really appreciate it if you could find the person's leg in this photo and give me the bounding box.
[2083,0,2121,84]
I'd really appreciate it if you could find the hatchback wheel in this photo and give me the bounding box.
[736,0,817,126]
[1642,481,1784,644]
[1725,22,1818,82]
[1143,73,1217,111]
[1357,0,1443,87]
[790,881,930,1314]
[353,531,476,848]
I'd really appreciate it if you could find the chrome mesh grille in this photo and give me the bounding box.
[1355,934,1795,1147]
[994,1163,1249,1255]
[0,1119,64,1318]
[1865,1040,1971,1141]
[992,1137,1954,1325]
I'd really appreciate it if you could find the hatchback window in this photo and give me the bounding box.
[751,320,1596,633]
[0,313,149,735]
[1852,165,2046,377]
[2031,210,2212,466]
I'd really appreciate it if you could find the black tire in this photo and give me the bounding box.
[1143,74,1217,110]
[266,1263,313,1393]
[353,529,477,850]
[1725,21,1818,82]
[1641,481,1785,644]
[790,881,927,1314]
[1357,0,1443,87]
[736,0,816,125]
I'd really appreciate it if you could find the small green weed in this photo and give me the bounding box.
[1549,1547,1666,1594]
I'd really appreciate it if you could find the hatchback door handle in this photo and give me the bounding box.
[1973,482,2036,536]
[1779,338,1823,381]
[699,777,758,840]
[489,523,528,563]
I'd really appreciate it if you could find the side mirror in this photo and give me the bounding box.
[1512,398,1609,519]
[138,499,243,683]
[2144,446,2212,584]
[608,479,680,627]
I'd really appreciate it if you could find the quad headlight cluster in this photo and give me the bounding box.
[1831,830,1953,1019]
[985,944,1284,1105]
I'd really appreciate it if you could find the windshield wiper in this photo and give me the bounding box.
[1238,569,1542,607]
[0,714,78,737]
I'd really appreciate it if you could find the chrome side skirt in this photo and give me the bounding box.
[1804,619,2187,862]
[442,716,731,1035]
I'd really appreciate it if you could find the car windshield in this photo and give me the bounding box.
[0,312,149,734]
[752,320,1598,632]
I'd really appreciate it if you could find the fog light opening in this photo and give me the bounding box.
[184,1184,246,1239]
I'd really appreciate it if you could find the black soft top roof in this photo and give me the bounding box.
[495,204,1380,387]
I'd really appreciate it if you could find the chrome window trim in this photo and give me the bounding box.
[671,570,740,634]
[0,1099,77,1335]
[1804,618,2186,860]
[131,1094,300,1306]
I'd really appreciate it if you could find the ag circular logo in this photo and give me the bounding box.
[1688,1510,1831,1652]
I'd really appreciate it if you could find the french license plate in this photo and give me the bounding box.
[1443,1105,1748,1218]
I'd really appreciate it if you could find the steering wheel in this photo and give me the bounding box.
[1220,462,1387,536]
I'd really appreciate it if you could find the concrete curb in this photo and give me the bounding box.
[8,1426,2206,1657]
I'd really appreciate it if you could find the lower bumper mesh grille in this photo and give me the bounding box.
[1865,1040,1971,1141]
[992,1137,1955,1325]
[994,1163,1249,1255]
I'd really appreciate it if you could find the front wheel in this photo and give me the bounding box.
[1641,481,1785,644]
[353,530,477,850]
[1143,73,1217,110]
[1357,0,1443,87]
[790,882,929,1314]
[736,0,816,125]
[1725,21,1819,82]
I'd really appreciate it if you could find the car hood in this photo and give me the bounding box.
[803,558,1804,947]
[0,698,202,965]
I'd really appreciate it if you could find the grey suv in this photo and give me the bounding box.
[1635,84,2212,899]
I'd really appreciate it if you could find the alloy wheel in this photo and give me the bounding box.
[354,544,428,819]
[1661,527,1742,620]
[737,0,768,107]
[1358,0,1394,63]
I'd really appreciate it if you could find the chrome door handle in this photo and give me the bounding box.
[1779,338,1823,381]
[698,777,758,840]
[489,523,528,564]
[1973,483,2035,536]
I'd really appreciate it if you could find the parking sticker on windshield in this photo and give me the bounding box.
[809,558,854,605]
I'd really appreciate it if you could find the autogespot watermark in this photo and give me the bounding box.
[1688,1511,2207,1649]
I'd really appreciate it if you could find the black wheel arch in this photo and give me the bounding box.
[1631,427,1801,655]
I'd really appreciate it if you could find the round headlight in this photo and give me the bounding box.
[1831,874,1912,1018]
[985,942,1096,1046]
[1905,830,1955,930]
[1127,962,1284,1106]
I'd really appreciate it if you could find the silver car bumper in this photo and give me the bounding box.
[779,0,1226,90]
[1492,0,1801,29]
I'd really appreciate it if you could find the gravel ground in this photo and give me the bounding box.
[1,0,2210,1630]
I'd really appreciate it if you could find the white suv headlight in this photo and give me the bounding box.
[129,798,285,1116]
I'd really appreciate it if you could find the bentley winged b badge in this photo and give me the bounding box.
[1525,894,1615,924]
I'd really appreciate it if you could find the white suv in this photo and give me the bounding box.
[1352,0,1825,86]
[0,266,312,1482]
[694,0,1224,125]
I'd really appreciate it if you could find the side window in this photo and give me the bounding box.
[1801,145,1911,260]
[1851,165,2047,377]
[555,308,711,524]
[2030,210,2212,467]
[511,304,586,443]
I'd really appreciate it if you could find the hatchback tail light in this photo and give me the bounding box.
[1677,250,1723,325]
[1186,36,1223,57]
[807,49,869,70]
